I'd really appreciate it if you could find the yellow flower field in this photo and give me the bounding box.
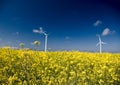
[0,48,120,85]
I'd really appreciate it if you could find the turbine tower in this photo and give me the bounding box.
[96,35,106,53]
[39,27,48,52]
[33,27,48,52]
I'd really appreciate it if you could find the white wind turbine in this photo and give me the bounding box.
[96,35,106,53]
[33,27,48,52]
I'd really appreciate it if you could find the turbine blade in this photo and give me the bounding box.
[101,42,106,44]
[98,35,101,42]
[39,27,46,34]
[39,27,44,33]
[33,29,39,33]
[96,42,100,46]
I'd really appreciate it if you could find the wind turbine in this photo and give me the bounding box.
[33,27,48,52]
[96,35,106,53]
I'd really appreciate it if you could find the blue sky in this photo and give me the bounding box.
[0,0,120,52]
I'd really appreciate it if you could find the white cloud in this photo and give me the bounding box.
[93,20,102,26]
[102,28,115,36]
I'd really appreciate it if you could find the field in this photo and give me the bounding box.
[0,48,120,85]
